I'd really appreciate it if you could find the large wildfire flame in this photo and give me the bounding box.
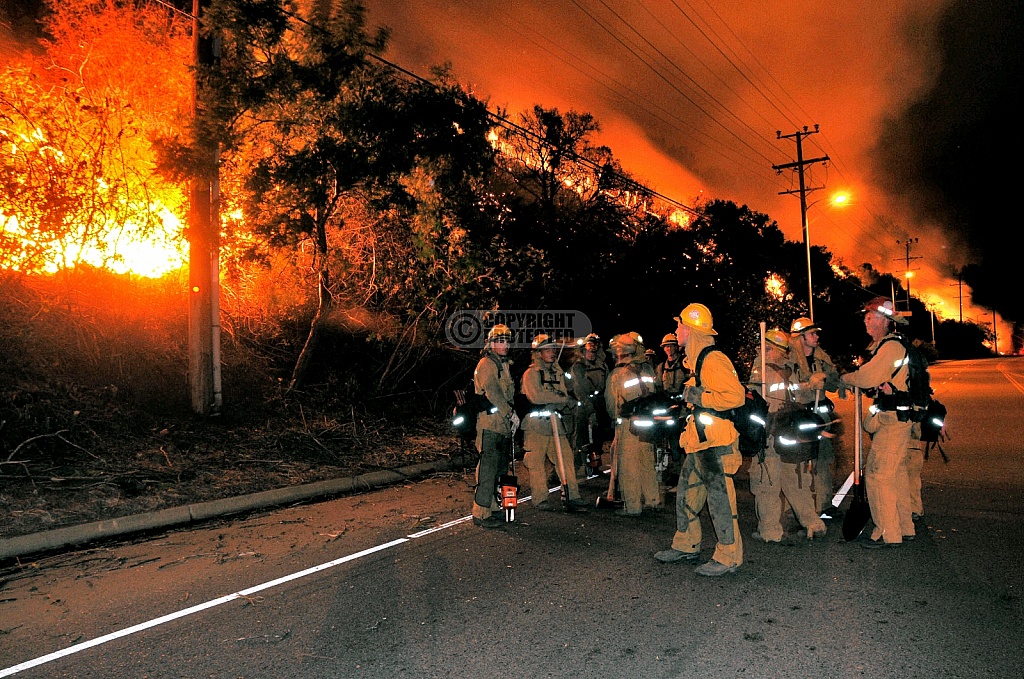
[3,214,185,279]
[2,212,185,278]
[1,120,187,279]
[1,0,193,281]
[51,206,186,278]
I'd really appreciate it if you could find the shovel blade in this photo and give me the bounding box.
[842,487,871,541]
[594,495,624,510]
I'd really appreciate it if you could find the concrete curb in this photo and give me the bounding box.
[0,458,464,562]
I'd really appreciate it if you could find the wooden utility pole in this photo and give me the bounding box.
[950,272,964,322]
[188,0,221,416]
[894,237,921,314]
[773,125,829,322]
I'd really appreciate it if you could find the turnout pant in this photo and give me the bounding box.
[523,429,581,506]
[670,444,743,567]
[865,413,915,543]
[473,430,509,520]
[749,446,825,541]
[613,424,662,513]
[905,435,925,517]
[813,431,836,512]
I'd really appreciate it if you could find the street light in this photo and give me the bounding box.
[801,191,850,321]
[925,300,943,349]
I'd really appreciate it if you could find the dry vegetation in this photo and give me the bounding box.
[0,271,473,541]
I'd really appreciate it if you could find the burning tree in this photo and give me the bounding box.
[159,0,497,392]
[485,105,651,311]
[0,0,191,281]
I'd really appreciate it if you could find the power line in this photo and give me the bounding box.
[493,15,782,188]
[566,0,778,167]
[648,0,913,263]
[145,0,194,20]
[587,0,782,162]
[249,5,702,217]
[661,0,800,129]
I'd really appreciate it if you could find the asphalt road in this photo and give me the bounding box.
[1,358,1021,678]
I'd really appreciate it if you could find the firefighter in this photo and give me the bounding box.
[521,334,589,511]
[654,303,746,576]
[605,332,662,516]
[570,332,610,476]
[656,333,687,396]
[471,324,517,529]
[655,333,687,479]
[838,297,916,547]
[789,317,841,515]
[748,329,827,542]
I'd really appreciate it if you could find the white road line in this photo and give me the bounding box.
[407,516,473,537]
[1,477,592,676]
[0,539,407,677]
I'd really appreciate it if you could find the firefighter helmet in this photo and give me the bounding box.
[765,328,790,350]
[609,332,642,355]
[864,296,908,325]
[660,333,678,347]
[674,303,717,336]
[790,317,819,335]
[487,324,512,343]
[576,332,601,348]
[531,333,559,350]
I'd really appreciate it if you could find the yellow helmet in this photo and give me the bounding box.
[531,333,558,350]
[765,328,790,350]
[487,324,512,343]
[609,332,642,355]
[790,317,819,335]
[660,333,678,347]
[674,303,716,336]
[576,332,601,348]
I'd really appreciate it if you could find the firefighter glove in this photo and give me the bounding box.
[809,371,826,390]
[682,385,704,405]
[837,378,849,400]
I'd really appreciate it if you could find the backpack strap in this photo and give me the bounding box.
[628,363,652,398]
[475,353,505,394]
[692,345,718,389]
[476,353,515,417]
[690,345,733,443]
[874,335,910,386]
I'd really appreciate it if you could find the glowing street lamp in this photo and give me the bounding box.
[801,191,850,321]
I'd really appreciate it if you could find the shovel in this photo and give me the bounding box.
[595,430,624,510]
[843,387,871,540]
[551,411,583,512]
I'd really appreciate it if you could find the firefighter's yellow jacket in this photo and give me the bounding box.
[679,334,745,452]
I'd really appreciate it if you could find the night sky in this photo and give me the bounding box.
[367,0,1022,332]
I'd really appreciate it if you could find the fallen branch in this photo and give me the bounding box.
[0,460,35,486]
[6,430,70,463]
[56,433,104,462]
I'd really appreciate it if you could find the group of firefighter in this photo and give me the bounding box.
[469,296,928,576]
